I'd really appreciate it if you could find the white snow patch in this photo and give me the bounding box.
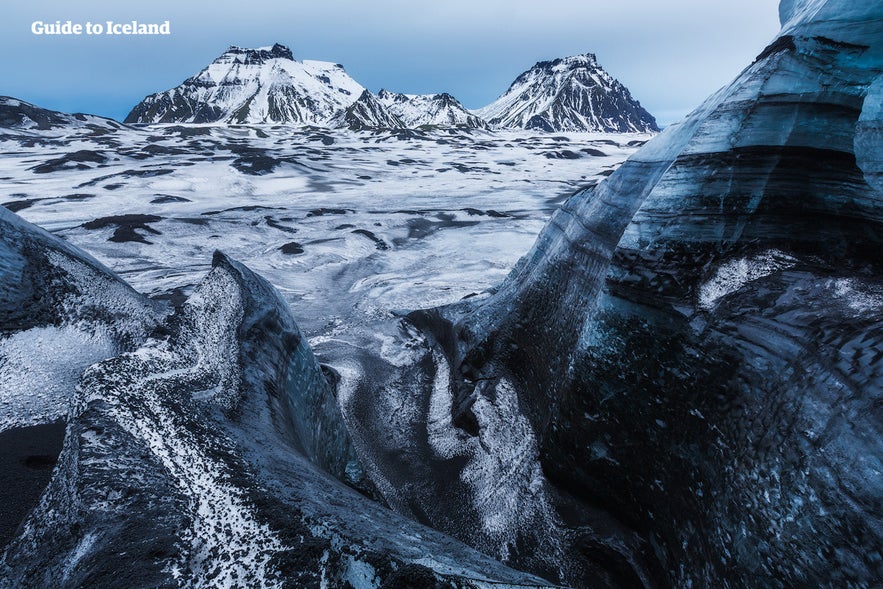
[698,249,797,309]
[0,325,115,432]
[343,556,379,589]
[61,531,99,582]
[831,278,883,314]
[426,352,561,562]
[426,351,462,459]
[0,248,160,432]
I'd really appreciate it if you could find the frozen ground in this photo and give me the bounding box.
[0,124,647,335]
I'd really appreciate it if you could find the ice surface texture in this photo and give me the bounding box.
[0,224,546,587]
[0,207,162,432]
[0,249,553,588]
[3,0,883,586]
[396,1,883,586]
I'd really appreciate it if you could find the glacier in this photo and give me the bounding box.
[2,0,882,587]
[0,98,643,586]
[1,248,554,588]
[385,0,883,586]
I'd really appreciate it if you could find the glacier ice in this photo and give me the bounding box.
[0,248,553,588]
[0,207,162,432]
[386,1,883,586]
[2,0,883,586]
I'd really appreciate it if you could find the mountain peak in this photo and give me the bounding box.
[477,53,658,133]
[125,44,364,124]
[0,96,123,131]
[376,91,486,128]
[544,53,598,69]
[217,43,295,64]
[331,89,405,130]
[126,46,655,132]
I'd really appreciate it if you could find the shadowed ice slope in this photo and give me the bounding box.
[0,245,555,588]
[385,0,883,586]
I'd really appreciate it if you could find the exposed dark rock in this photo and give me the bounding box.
[75,168,174,188]
[1,198,44,213]
[150,194,191,204]
[265,216,298,234]
[352,229,389,250]
[279,242,305,255]
[542,150,582,159]
[307,208,352,217]
[202,205,282,216]
[0,422,66,550]
[461,208,512,218]
[31,150,106,174]
[82,214,163,244]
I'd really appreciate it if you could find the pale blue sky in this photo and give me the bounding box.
[2,1,781,126]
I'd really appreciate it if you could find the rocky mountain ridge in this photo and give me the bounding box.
[126,44,656,132]
[475,53,658,132]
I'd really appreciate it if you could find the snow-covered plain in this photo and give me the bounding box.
[0,123,647,337]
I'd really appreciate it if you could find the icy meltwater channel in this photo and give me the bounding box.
[0,125,647,335]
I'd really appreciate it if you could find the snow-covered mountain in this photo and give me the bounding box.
[376,89,486,128]
[125,45,657,132]
[476,54,658,133]
[330,89,405,130]
[125,44,365,125]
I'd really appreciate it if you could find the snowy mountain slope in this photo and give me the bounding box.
[377,89,486,128]
[475,54,658,133]
[0,97,126,132]
[330,89,405,130]
[125,44,364,125]
[125,45,657,132]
